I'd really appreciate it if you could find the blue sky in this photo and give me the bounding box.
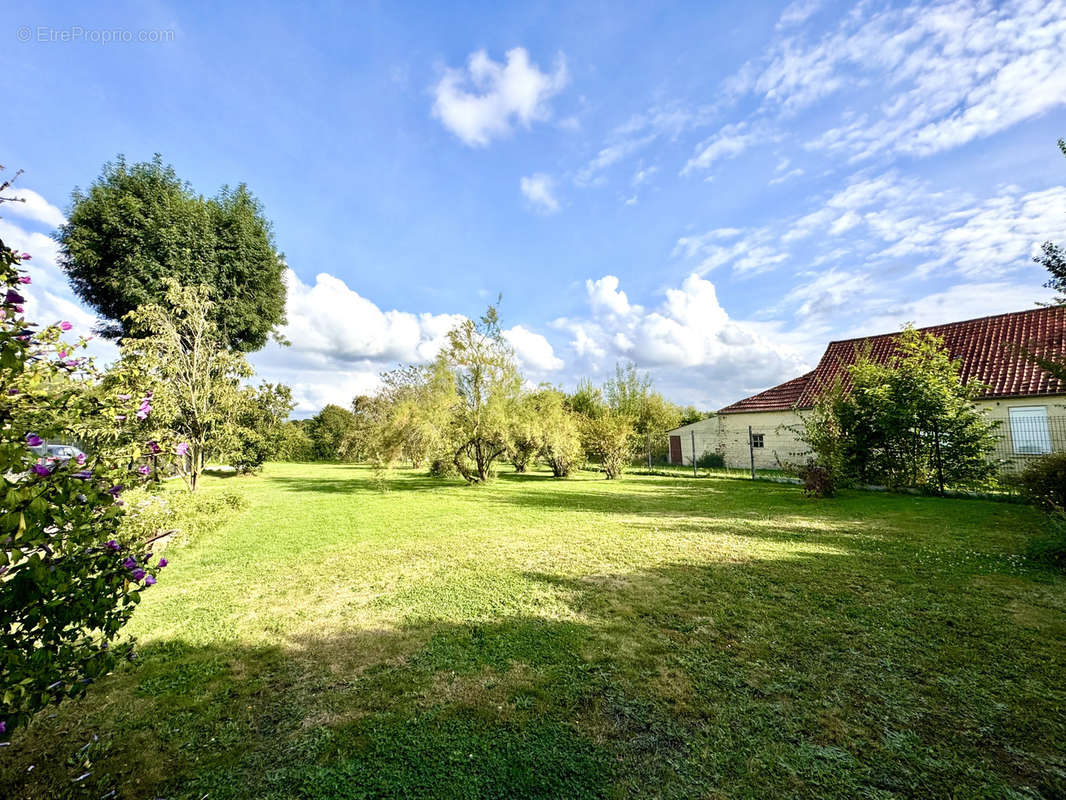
[4,0,1066,413]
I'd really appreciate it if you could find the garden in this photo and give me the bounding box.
[4,463,1066,798]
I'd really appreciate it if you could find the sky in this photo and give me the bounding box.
[3,0,1066,415]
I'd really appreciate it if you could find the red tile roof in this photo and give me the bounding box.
[719,306,1066,415]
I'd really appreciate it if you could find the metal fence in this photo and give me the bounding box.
[990,414,1066,475]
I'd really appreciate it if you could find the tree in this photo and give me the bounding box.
[276,420,315,462]
[509,392,544,473]
[577,363,680,476]
[439,304,522,483]
[307,404,359,462]
[119,281,253,490]
[230,383,295,473]
[372,363,455,468]
[0,235,163,740]
[801,328,998,490]
[57,155,286,352]
[536,388,584,477]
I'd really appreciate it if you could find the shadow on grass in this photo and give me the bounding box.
[5,550,1064,800]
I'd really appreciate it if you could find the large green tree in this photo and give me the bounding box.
[57,155,287,352]
[802,327,998,490]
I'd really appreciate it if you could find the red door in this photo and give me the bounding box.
[669,435,682,464]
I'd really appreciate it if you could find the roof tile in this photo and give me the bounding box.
[719,306,1066,414]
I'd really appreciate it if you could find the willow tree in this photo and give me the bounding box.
[439,304,521,483]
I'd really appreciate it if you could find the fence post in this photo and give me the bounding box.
[647,434,652,469]
[748,425,756,480]
[691,430,697,478]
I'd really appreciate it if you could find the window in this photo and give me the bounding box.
[1009,406,1051,455]
[751,433,764,448]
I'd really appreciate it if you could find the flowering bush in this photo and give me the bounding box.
[0,240,163,740]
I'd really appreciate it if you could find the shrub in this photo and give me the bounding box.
[1027,510,1066,571]
[428,458,458,479]
[798,459,836,498]
[1016,453,1066,510]
[696,452,725,469]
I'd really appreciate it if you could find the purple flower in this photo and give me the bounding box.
[5,289,25,305]
[25,433,43,447]
[18,275,30,284]
[144,574,156,586]
[32,463,51,477]
[157,558,168,568]
[105,540,121,552]
[115,415,127,422]
[122,557,137,570]
[176,442,190,456]
[107,484,123,498]
[58,321,73,331]
[0,720,5,734]
[76,453,86,465]
[73,470,92,479]
[19,252,31,261]
[137,464,150,476]
[136,402,151,420]
[131,568,146,581]
[146,441,161,454]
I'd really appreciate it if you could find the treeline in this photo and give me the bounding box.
[278,306,705,480]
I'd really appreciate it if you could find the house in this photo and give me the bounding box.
[668,306,1066,472]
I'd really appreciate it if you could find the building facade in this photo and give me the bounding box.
[668,307,1066,472]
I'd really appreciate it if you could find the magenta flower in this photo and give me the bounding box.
[131,568,146,581]
[32,463,51,477]
[115,414,127,422]
[137,464,150,476]
[5,289,25,305]
[157,558,168,568]
[136,401,151,420]
[76,452,87,465]
[25,433,43,447]
[18,275,30,284]
[20,252,31,261]
[58,321,73,331]
[144,574,156,586]
[176,442,190,456]
[146,441,161,454]
[105,540,121,552]
[122,556,137,570]
[0,720,5,734]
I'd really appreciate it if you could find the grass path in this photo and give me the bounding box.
[4,463,1065,798]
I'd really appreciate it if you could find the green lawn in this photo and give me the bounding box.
[4,463,1066,799]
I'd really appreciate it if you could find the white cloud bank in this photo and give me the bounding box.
[432,48,568,147]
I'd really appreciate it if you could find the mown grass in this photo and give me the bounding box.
[3,462,1065,799]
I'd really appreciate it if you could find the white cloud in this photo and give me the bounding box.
[519,173,560,213]
[432,47,568,147]
[279,269,465,364]
[585,275,634,316]
[682,122,765,175]
[504,325,564,371]
[777,0,823,29]
[1,188,66,228]
[557,273,809,407]
[730,0,1066,160]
